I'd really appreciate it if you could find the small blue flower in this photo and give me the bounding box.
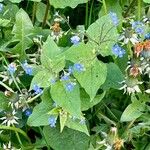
[65,82,75,92]
[70,35,80,45]
[74,63,85,72]
[109,12,119,26]
[61,74,70,81]
[24,108,32,117]
[33,84,43,94]
[112,44,125,58]
[145,33,150,40]
[48,116,57,127]
[131,21,144,35]
[0,3,3,12]
[68,66,73,74]
[50,78,56,84]
[22,61,33,75]
[8,63,17,74]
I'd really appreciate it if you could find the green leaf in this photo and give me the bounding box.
[41,36,61,63]
[64,43,95,63]
[9,0,21,3]
[0,92,9,112]
[121,101,145,122]
[27,89,54,126]
[66,117,89,136]
[0,18,10,27]
[11,8,34,59]
[86,14,118,56]
[59,111,68,132]
[50,0,88,8]
[99,0,122,18]
[36,2,50,22]
[43,125,90,150]
[101,63,124,90]
[50,81,81,118]
[143,0,150,3]
[30,69,53,89]
[74,59,107,101]
[81,89,106,111]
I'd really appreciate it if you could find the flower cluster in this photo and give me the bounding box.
[131,21,144,35]
[22,60,33,75]
[109,12,119,26]
[48,116,57,127]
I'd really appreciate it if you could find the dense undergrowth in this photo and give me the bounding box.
[0,0,150,150]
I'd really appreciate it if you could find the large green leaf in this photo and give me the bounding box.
[66,117,89,136]
[30,69,53,89]
[121,101,145,122]
[81,90,106,111]
[50,81,81,118]
[11,9,34,59]
[27,89,53,126]
[64,43,95,63]
[43,125,90,150]
[86,14,118,56]
[101,63,124,90]
[74,59,107,101]
[50,0,88,8]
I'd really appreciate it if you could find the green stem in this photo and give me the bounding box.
[137,0,142,20]
[0,125,31,142]
[88,0,94,27]
[102,0,107,15]
[39,127,51,150]
[32,2,37,24]
[85,2,88,29]
[0,81,14,93]
[26,93,42,103]
[42,0,50,28]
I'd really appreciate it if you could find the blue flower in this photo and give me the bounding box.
[8,63,17,74]
[145,33,150,40]
[131,21,144,34]
[22,61,33,75]
[48,116,57,127]
[50,78,56,84]
[70,35,80,45]
[109,12,119,26]
[68,66,73,74]
[24,108,32,117]
[65,82,75,92]
[0,3,3,12]
[74,63,85,72]
[61,74,70,81]
[33,84,43,94]
[112,44,125,58]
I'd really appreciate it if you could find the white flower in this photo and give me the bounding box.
[119,79,142,95]
[145,89,150,94]
[0,110,19,126]
[119,28,139,45]
[3,141,20,150]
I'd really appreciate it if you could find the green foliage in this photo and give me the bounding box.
[43,125,90,150]
[86,14,118,56]
[50,0,88,8]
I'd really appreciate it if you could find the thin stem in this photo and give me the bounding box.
[102,0,107,15]
[26,93,42,103]
[88,0,94,27]
[0,81,14,93]
[32,2,37,24]
[137,0,142,20]
[85,2,88,29]
[0,125,31,142]
[39,127,51,150]
[42,0,50,28]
